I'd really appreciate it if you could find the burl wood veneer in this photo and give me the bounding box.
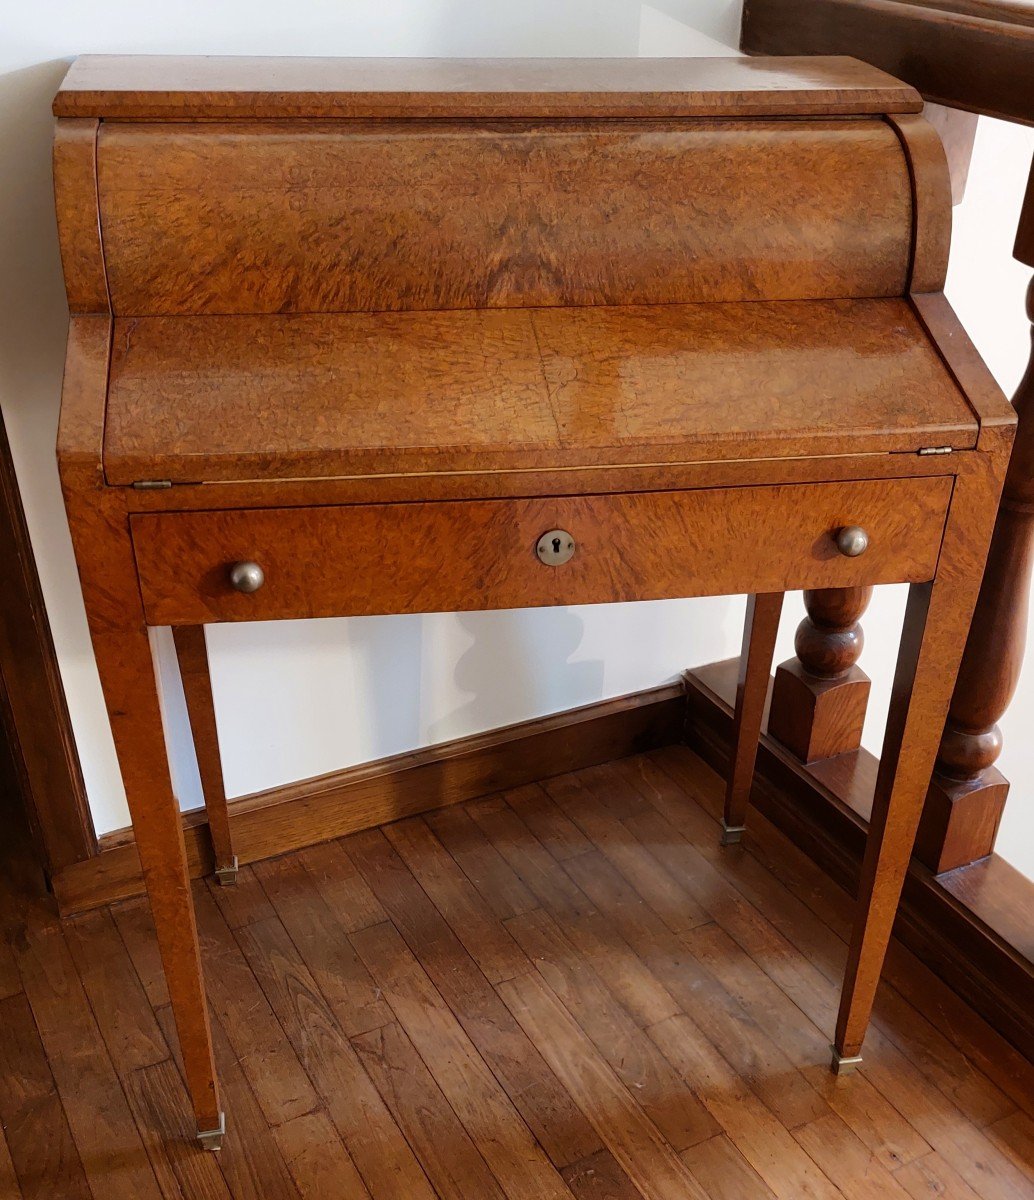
[95,117,913,314]
[52,55,1014,1146]
[131,477,953,626]
[104,300,974,485]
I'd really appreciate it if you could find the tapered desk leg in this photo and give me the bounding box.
[173,626,237,885]
[723,593,784,844]
[91,623,223,1143]
[833,461,1006,1072]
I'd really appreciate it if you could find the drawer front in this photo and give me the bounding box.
[131,477,952,626]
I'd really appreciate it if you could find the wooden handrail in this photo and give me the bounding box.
[742,0,1034,122]
[743,0,1034,872]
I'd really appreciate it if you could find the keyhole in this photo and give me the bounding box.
[537,528,575,566]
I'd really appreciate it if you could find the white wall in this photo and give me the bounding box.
[3,2,1033,877]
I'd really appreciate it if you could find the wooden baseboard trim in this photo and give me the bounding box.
[51,682,685,915]
[684,659,1034,1061]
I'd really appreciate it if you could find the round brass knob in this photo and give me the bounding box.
[835,526,869,558]
[229,561,265,593]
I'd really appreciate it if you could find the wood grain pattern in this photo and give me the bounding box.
[56,315,109,484]
[344,827,604,1171]
[55,54,924,119]
[740,0,1034,126]
[96,118,914,316]
[11,911,162,1200]
[63,908,168,1075]
[351,921,572,1200]
[351,1020,504,1200]
[909,291,1015,452]
[768,586,874,764]
[86,622,223,1136]
[49,52,1013,1155]
[0,994,92,1200]
[738,0,1034,888]
[560,847,827,1132]
[562,1149,642,1200]
[122,1059,234,1200]
[57,351,224,1137]
[681,1133,778,1200]
[58,304,993,513]
[530,298,972,457]
[51,685,684,915]
[504,906,716,1151]
[191,883,320,1127]
[685,658,1034,1062]
[498,970,710,1200]
[837,459,1009,1059]
[101,450,975,513]
[886,113,953,293]
[921,283,1034,866]
[52,118,107,314]
[250,855,391,1036]
[5,742,1034,1200]
[648,1014,841,1200]
[103,300,977,485]
[156,1004,303,1200]
[272,1109,371,1200]
[130,477,953,627]
[724,593,784,836]
[229,915,437,1200]
[637,745,1034,1197]
[172,626,234,875]
[383,818,531,985]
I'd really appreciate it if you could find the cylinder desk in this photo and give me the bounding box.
[51,54,1014,1147]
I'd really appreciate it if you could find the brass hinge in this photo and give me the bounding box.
[131,479,173,490]
[917,446,954,456]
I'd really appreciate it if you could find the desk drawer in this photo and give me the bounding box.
[131,477,952,626]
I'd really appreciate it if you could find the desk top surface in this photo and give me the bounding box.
[102,299,977,486]
[54,54,922,120]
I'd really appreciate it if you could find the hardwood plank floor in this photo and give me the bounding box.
[0,748,1030,1199]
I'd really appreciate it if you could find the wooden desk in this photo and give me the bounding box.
[52,54,1014,1148]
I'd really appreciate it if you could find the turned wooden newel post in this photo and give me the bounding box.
[917,268,1034,873]
[768,586,874,763]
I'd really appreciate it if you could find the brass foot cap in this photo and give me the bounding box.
[830,1046,863,1075]
[215,856,239,887]
[197,1112,226,1151]
[720,823,746,846]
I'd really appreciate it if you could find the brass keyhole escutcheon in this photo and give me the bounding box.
[536,529,576,566]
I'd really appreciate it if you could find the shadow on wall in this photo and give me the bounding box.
[204,615,428,800]
[0,60,75,542]
[0,61,68,411]
[204,607,605,801]
[427,608,604,745]
[0,59,132,829]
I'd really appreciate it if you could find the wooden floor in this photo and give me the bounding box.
[1,746,1033,1200]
